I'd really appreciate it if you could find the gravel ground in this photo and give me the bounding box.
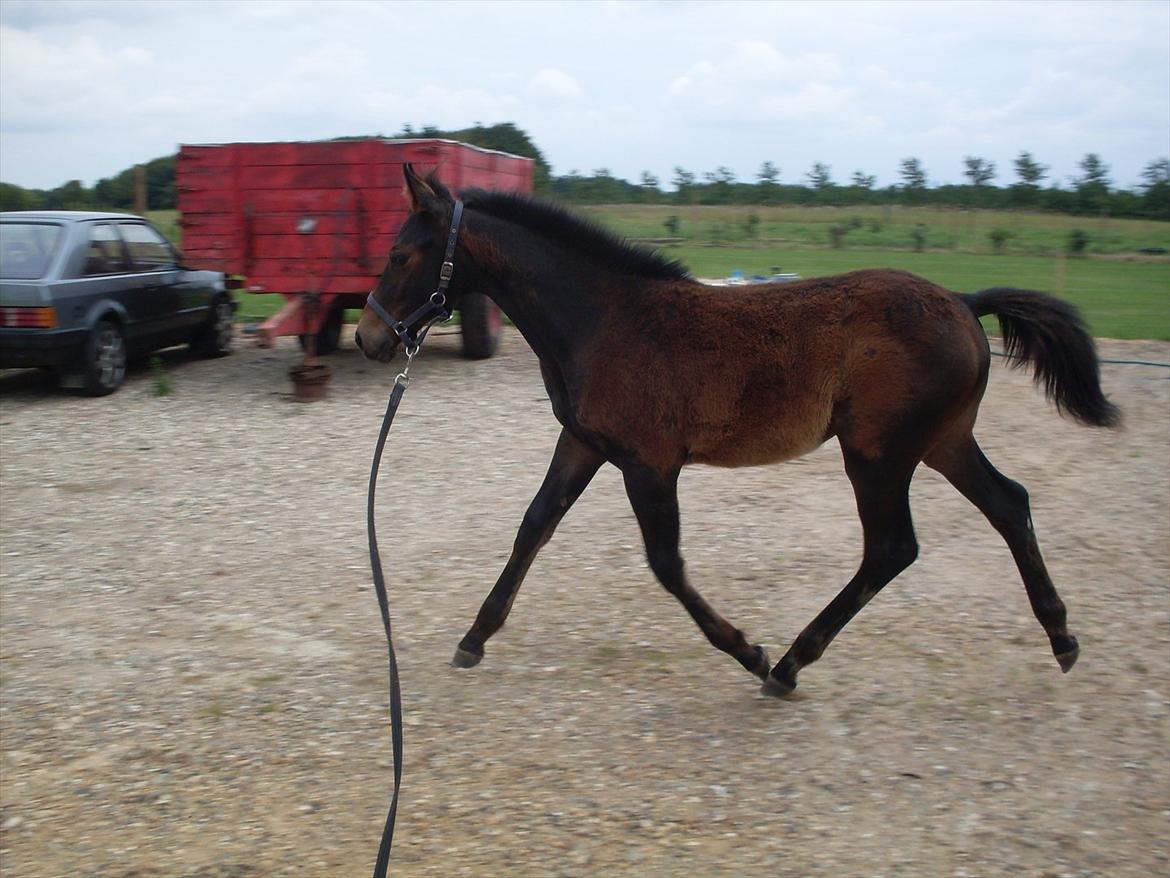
[1,327,1167,878]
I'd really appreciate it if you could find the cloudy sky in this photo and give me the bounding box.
[1,0,1167,192]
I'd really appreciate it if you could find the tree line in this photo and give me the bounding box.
[1,122,1166,221]
[550,154,1169,220]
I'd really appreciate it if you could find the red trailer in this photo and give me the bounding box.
[175,138,534,358]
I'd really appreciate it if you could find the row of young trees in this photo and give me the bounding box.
[1,122,1167,221]
[550,153,1170,219]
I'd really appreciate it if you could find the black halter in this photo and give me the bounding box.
[365,200,463,353]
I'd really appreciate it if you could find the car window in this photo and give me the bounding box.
[119,222,175,271]
[84,223,128,276]
[0,222,64,280]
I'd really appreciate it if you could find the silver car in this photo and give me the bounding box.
[0,211,236,395]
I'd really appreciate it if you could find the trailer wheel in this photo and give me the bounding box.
[299,305,344,356]
[460,292,501,359]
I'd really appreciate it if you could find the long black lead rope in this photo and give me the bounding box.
[368,372,408,878]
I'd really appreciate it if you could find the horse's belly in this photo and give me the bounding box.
[687,411,832,468]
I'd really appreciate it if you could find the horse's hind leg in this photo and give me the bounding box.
[453,428,604,668]
[762,449,919,698]
[924,435,1079,672]
[622,465,772,680]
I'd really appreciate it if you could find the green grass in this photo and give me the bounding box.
[577,203,1170,257]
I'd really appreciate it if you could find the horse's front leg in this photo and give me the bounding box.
[452,428,604,668]
[622,465,772,681]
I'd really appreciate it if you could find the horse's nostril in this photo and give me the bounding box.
[354,330,363,349]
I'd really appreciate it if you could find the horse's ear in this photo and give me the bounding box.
[402,163,447,215]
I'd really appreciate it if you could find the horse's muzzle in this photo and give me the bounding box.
[354,321,400,364]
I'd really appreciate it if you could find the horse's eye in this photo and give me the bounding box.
[389,253,408,268]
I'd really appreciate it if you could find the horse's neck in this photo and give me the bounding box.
[494,281,592,370]
[470,226,608,368]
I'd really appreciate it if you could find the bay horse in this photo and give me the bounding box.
[355,165,1119,698]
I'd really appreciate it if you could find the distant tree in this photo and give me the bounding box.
[702,167,736,204]
[850,170,876,189]
[898,157,928,204]
[703,166,736,185]
[673,166,697,203]
[639,171,660,203]
[93,171,133,208]
[961,156,996,209]
[963,156,996,187]
[1076,153,1110,188]
[756,161,781,204]
[590,168,623,203]
[144,155,176,209]
[756,161,780,185]
[0,182,36,211]
[806,162,834,190]
[1140,157,1170,219]
[1074,153,1111,213]
[1140,157,1169,189]
[1010,151,1048,208]
[1014,151,1048,187]
[47,180,92,210]
[435,122,552,192]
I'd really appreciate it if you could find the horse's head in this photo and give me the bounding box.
[356,164,466,363]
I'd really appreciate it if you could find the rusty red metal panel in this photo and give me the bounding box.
[177,138,534,332]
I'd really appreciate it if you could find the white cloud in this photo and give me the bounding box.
[527,68,584,102]
[666,41,849,124]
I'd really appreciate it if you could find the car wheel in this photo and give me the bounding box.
[82,319,127,396]
[298,305,344,356]
[459,292,502,359]
[193,296,234,358]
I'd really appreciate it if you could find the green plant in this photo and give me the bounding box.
[911,224,928,252]
[988,228,1012,254]
[150,356,172,397]
[1068,229,1090,256]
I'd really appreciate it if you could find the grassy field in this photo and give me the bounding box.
[577,203,1170,257]
[154,205,1170,340]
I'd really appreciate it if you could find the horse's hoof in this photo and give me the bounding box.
[759,673,796,699]
[749,646,773,681]
[451,647,483,669]
[1055,641,1079,674]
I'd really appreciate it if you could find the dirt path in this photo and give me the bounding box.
[1,329,1167,877]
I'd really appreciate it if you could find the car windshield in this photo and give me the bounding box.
[0,223,64,280]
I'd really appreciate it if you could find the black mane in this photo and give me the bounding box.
[460,187,691,281]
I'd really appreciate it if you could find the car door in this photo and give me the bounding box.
[116,221,186,346]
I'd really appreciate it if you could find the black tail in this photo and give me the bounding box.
[962,287,1120,427]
